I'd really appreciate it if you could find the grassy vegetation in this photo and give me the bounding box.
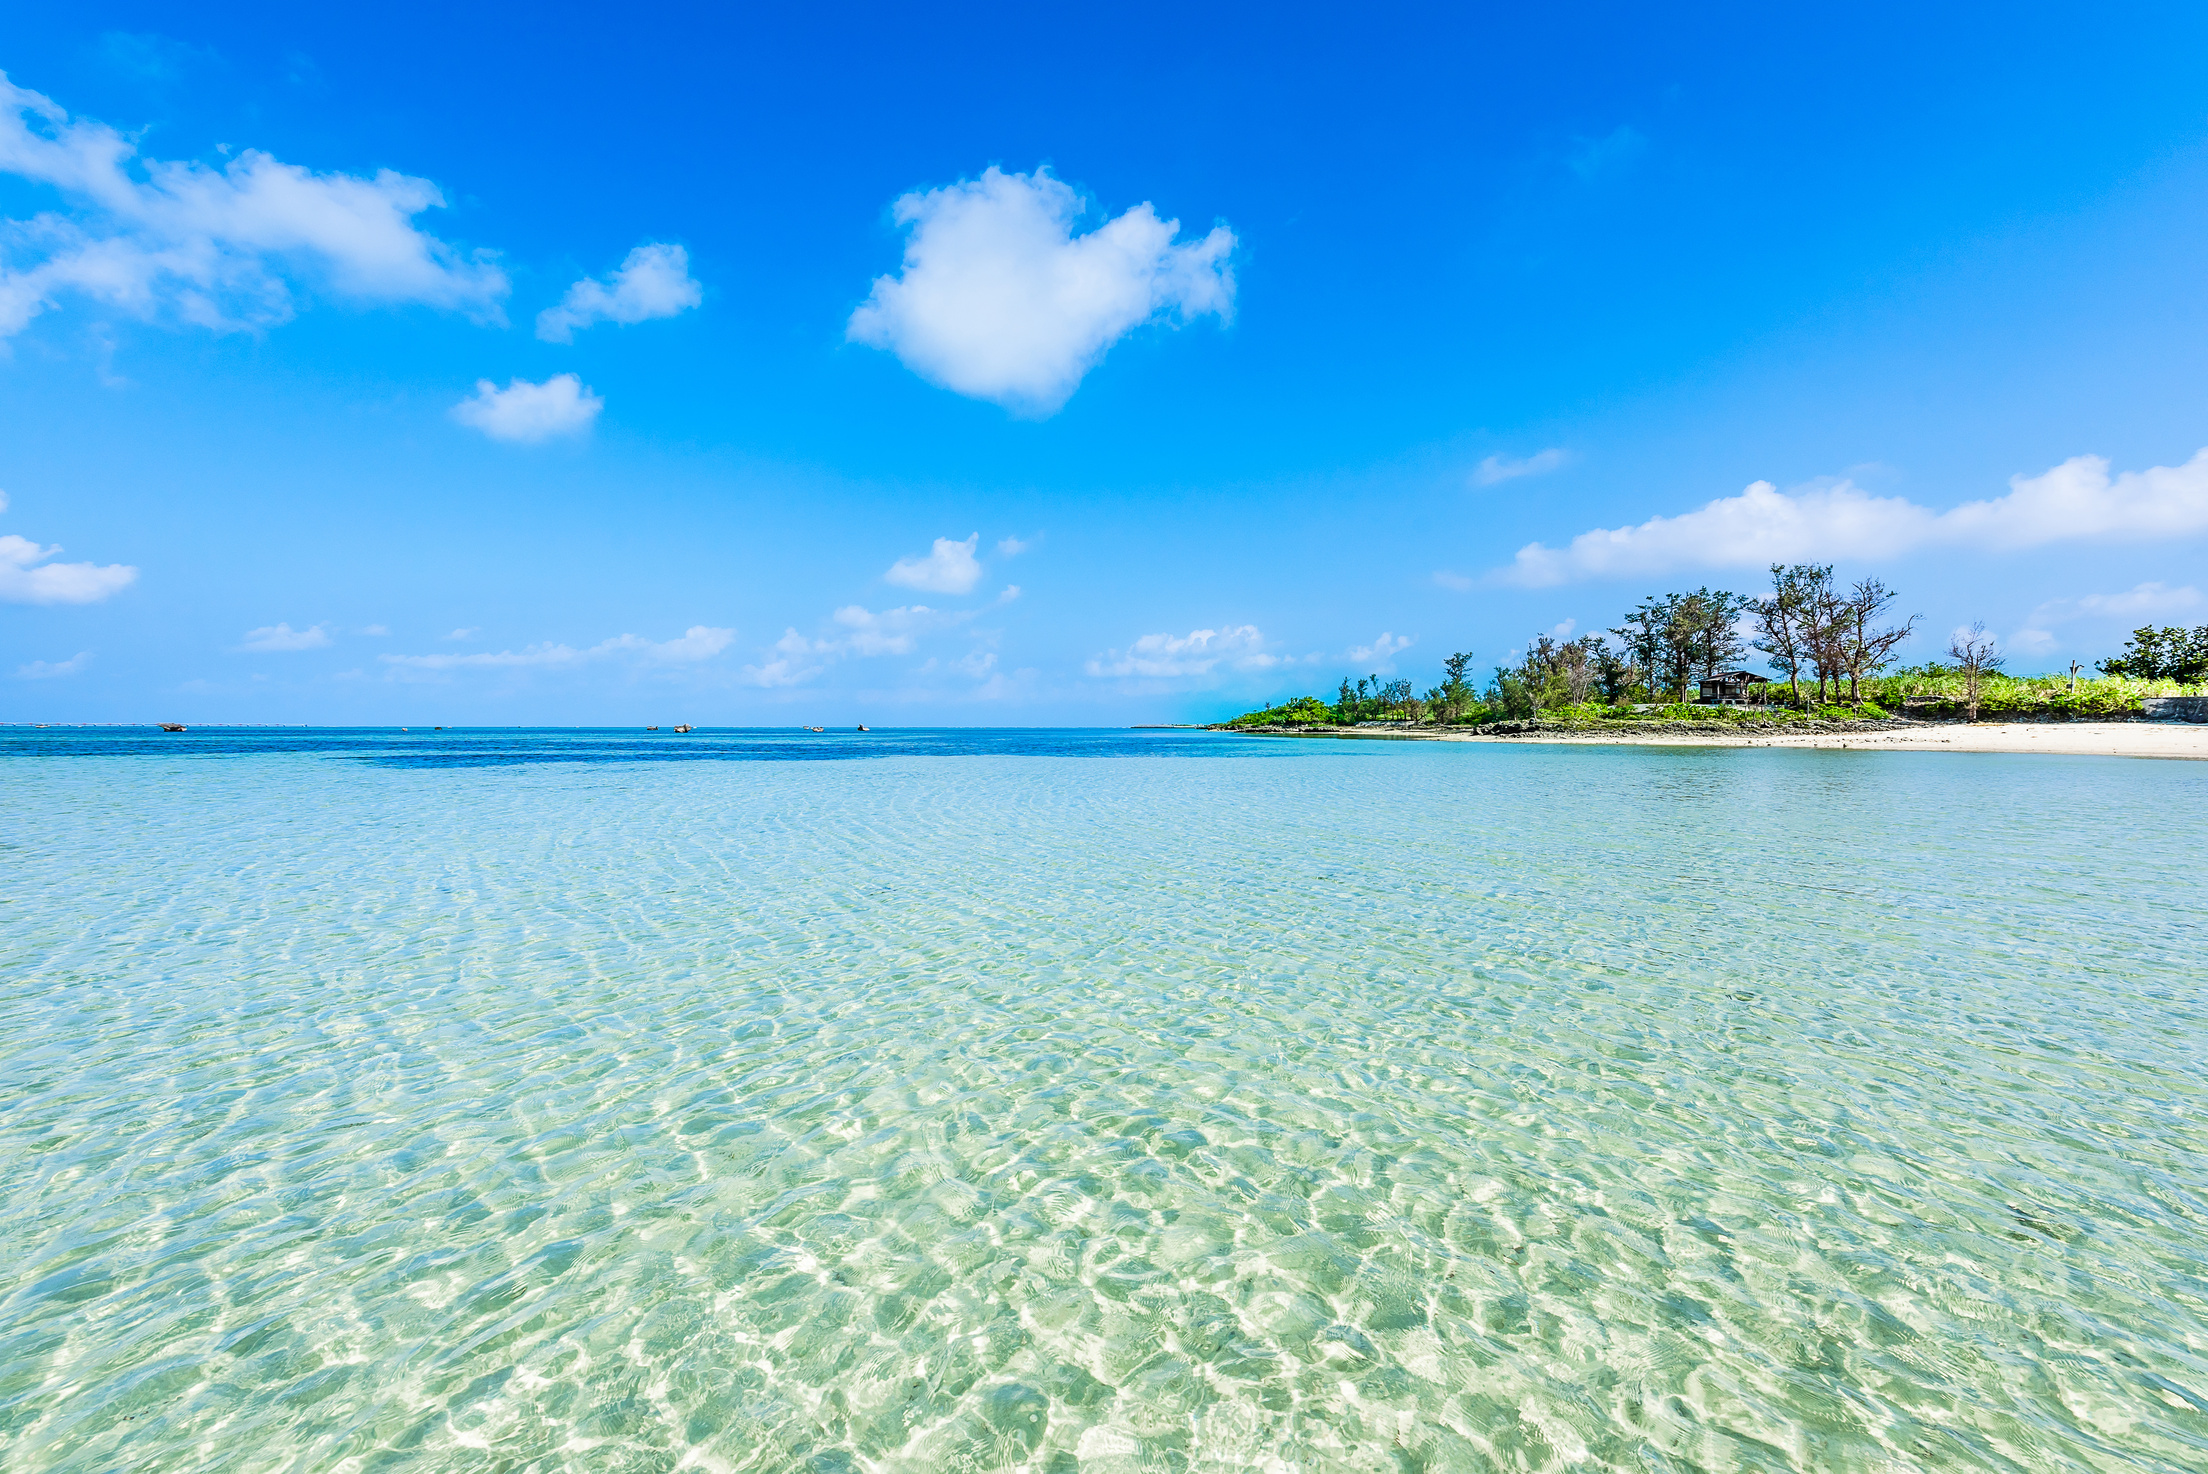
[1224,672,2197,730]
[1864,667,2198,719]
[1221,594,2206,731]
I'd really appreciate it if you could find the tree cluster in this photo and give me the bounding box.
[1748,564,1919,705]
[2099,625,2208,684]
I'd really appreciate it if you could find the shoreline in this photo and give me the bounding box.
[1222,720,2208,760]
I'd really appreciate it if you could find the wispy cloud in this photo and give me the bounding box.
[237,621,330,652]
[1474,448,1569,486]
[1346,632,1413,670]
[2012,581,2203,654]
[885,533,982,594]
[380,625,733,673]
[743,587,1019,686]
[0,72,506,339]
[16,650,90,678]
[996,534,1035,557]
[1568,125,1647,179]
[1497,448,2208,586]
[848,166,1235,415]
[451,374,602,443]
[0,492,137,604]
[1087,625,1283,679]
[536,242,701,342]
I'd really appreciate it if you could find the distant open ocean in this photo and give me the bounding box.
[4,727,2204,1471]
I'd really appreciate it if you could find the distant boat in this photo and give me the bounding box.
[857,725,870,732]
[646,725,659,731]
[672,724,694,733]
[160,723,187,732]
[809,725,825,732]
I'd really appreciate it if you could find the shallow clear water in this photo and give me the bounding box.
[3,727,2205,1473]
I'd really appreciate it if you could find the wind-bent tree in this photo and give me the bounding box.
[1752,563,1824,704]
[1840,578,1920,706]
[1946,622,2004,722]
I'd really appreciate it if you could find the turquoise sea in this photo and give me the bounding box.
[3,727,2204,1473]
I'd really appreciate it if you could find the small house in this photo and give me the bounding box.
[1697,670,1770,705]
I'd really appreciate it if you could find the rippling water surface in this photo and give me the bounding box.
[4,727,2205,1472]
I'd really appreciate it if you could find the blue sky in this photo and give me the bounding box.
[6,2,2208,723]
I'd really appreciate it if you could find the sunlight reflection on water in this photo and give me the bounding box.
[3,729,2204,1472]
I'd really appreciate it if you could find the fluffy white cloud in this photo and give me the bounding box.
[450,374,602,443]
[381,625,733,672]
[536,242,701,342]
[885,534,982,593]
[997,534,1034,557]
[16,650,90,678]
[847,166,1235,415]
[1498,448,2208,587]
[0,72,506,338]
[1087,625,1276,678]
[1474,449,1569,486]
[0,520,137,604]
[238,621,331,652]
[1346,632,1413,669]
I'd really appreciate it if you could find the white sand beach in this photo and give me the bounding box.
[1242,722,2208,760]
[1451,721,2208,760]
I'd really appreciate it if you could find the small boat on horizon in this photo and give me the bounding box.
[672,724,694,733]
[646,725,659,731]
[809,725,825,732]
[160,723,187,732]
[857,725,870,732]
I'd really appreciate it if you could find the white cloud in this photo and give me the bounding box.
[1497,447,2208,587]
[847,166,1235,415]
[997,534,1034,557]
[16,650,90,678]
[951,649,998,678]
[444,627,480,640]
[0,72,505,338]
[1347,632,1413,668]
[535,242,701,342]
[1474,449,1569,486]
[2012,581,2202,654]
[1087,625,1273,678]
[451,374,602,443]
[2064,581,2203,619]
[739,585,1020,686]
[238,621,331,651]
[744,628,828,688]
[380,625,733,672]
[885,534,982,594]
[361,624,389,636]
[831,602,945,656]
[0,526,137,604]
